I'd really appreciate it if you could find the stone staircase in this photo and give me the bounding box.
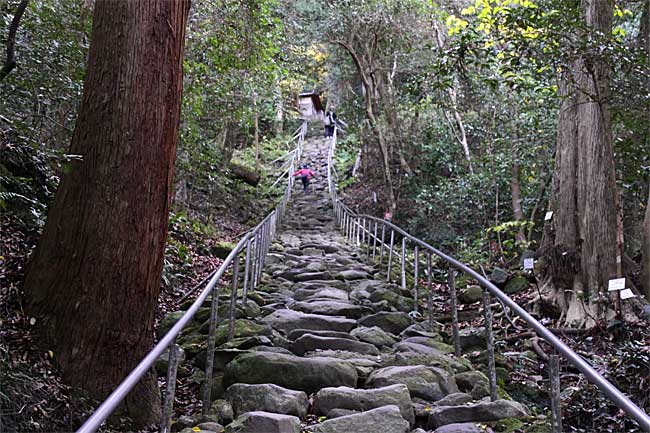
[167,137,531,433]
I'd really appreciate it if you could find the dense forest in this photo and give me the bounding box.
[1,0,649,433]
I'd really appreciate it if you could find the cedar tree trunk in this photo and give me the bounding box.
[540,0,618,326]
[640,0,650,299]
[23,0,190,425]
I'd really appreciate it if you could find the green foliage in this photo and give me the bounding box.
[162,211,215,288]
[0,0,90,229]
[333,131,359,189]
[487,220,534,258]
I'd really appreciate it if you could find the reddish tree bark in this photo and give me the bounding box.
[23,0,190,424]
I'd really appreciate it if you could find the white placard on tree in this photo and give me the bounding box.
[607,277,626,292]
[620,289,636,300]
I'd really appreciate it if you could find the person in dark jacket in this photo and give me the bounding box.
[324,110,337,137]
[293,164,316,193]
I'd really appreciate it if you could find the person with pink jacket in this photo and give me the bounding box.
[293,164,316,193]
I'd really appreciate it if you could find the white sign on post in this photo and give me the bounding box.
[620,289,636,300]
[523,258,534,270]
[544,211,554,221]
[607,278,626,292]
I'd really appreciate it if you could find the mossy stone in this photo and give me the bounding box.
[211,241,237,259]
[198,319,272,347]
[428,341,454,353]
[157,311,185,339]
[490,417,524,432]
[504,275,529,294]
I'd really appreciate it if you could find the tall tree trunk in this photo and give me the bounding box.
[273,75,284,136]
[510,112,526,244]
[540,0,617,326]
[254,92,260,171]
[640,0,650,299]
[511,161,526,244]
[433,22,473,174]
[337,39,397,211]
[23,0,190,425]
[642,187,650,299]
[0,0,30,81]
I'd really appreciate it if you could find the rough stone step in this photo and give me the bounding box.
[293,300,368,318]
[262,309,357,335]
[312,384,415,426]
[287,328,357,341]
[224,411,300,433]
[293,287,350,302]
[358,311,414,335]
[426,400,529,429]
[366,365,458,402]
[225,383,309,418]
[290,333,380,356]
[308,405,410,433]
[223,352,358,394]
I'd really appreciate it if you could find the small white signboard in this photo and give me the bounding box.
[523,258,534,270]
[607,277,626,292]
[544,211,554,221]
[620,289,636,300]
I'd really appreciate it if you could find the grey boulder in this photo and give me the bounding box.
[427,400,529,428]
[351,326,397,348]
[262,309,356,335]
[293,300,366,318]
[313,384,415,426]
[224,411,300,433]
[310,405,410,433]
[223,352,358,394]
[358,312,412,335]
[366,366,458,402]
[226,383,309,418]
[290,334,380,356]
[434,423,486,433]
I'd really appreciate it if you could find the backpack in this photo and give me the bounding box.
[324,112,332,126]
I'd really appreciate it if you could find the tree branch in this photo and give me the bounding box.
[1,0,30,81]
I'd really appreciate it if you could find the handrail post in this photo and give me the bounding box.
[159,343,182,433]
[387,230,394,282]
[249,234,258,292]
[372,221,378,260]
[400,237,407,291]
[257,221,268,285]
[427,253,433,330]
[549,354,563,433]
[254,228,263,287]
[356,217,361,246]
[202,283,220,413]
[482,289,498,402]
[348,213,354,243]
[241,238,252,305]
[365,219,372,261]
[227,254,240,341]
[379,224,386,264]
[449,270,461,357]
[413,245,419,313]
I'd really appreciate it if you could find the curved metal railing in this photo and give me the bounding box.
[77,120,309,433]
[326,128,650,432]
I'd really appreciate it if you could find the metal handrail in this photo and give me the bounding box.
[77,120,308,433]
[326,129,650,431]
